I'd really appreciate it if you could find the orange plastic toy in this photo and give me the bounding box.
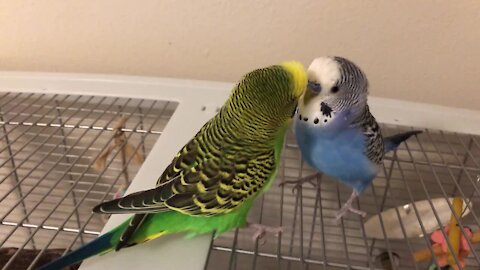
[413,197,480,270]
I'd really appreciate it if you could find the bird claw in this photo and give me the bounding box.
[334,190,367,223]
[278,173,320,193]
[335,205,367,223]
[247,223,283,245]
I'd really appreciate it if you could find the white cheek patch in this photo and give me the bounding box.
[297,95,337,128]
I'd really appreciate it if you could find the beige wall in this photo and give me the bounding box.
[0,1,479,110]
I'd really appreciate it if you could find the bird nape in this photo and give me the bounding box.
[37,61,307,270]
[280,56,422,221]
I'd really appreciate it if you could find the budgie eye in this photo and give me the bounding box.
[331,86,339,94]
[307,81,321,93]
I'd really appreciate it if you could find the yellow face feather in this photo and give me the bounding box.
[280,61,308,99]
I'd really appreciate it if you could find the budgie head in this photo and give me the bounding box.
[297,56,368,129]
[226,61,307,139]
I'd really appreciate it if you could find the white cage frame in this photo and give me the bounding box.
[0,71,478,270]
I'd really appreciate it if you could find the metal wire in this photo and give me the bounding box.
[209,125,480,269]
[1,92,479,270]
[0,93,177,269]
[23,99,160,269]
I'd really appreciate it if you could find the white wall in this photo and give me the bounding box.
[0,1,479,109]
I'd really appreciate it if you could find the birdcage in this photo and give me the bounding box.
[0,72,479,270]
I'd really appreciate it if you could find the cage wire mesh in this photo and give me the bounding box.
[206,125,480,270]
[0,92,479,270]
[0,92,177,269]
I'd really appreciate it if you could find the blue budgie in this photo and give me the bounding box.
[285,56,422,221]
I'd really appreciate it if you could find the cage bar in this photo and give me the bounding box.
[0,90,478,270]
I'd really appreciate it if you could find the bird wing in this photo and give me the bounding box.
[351,105,384,164]
[93,137,276,216]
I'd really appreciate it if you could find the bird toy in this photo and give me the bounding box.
[414,197,480,270]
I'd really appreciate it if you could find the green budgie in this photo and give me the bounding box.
[38,61,307,270]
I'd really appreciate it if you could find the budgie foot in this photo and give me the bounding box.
[278,173,321,193]
[335,205,367,221]
[335,190,367,222]
[247,222,283,244]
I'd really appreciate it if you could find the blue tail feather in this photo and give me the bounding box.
[37,232,113,270]
[383,130,422,153]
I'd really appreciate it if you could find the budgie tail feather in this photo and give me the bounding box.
[37,232,114,270]
[383,130,422,153]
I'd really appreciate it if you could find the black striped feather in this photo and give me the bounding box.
[115,214,148,251]
[349,105,384,164]
[93,135,276,216]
